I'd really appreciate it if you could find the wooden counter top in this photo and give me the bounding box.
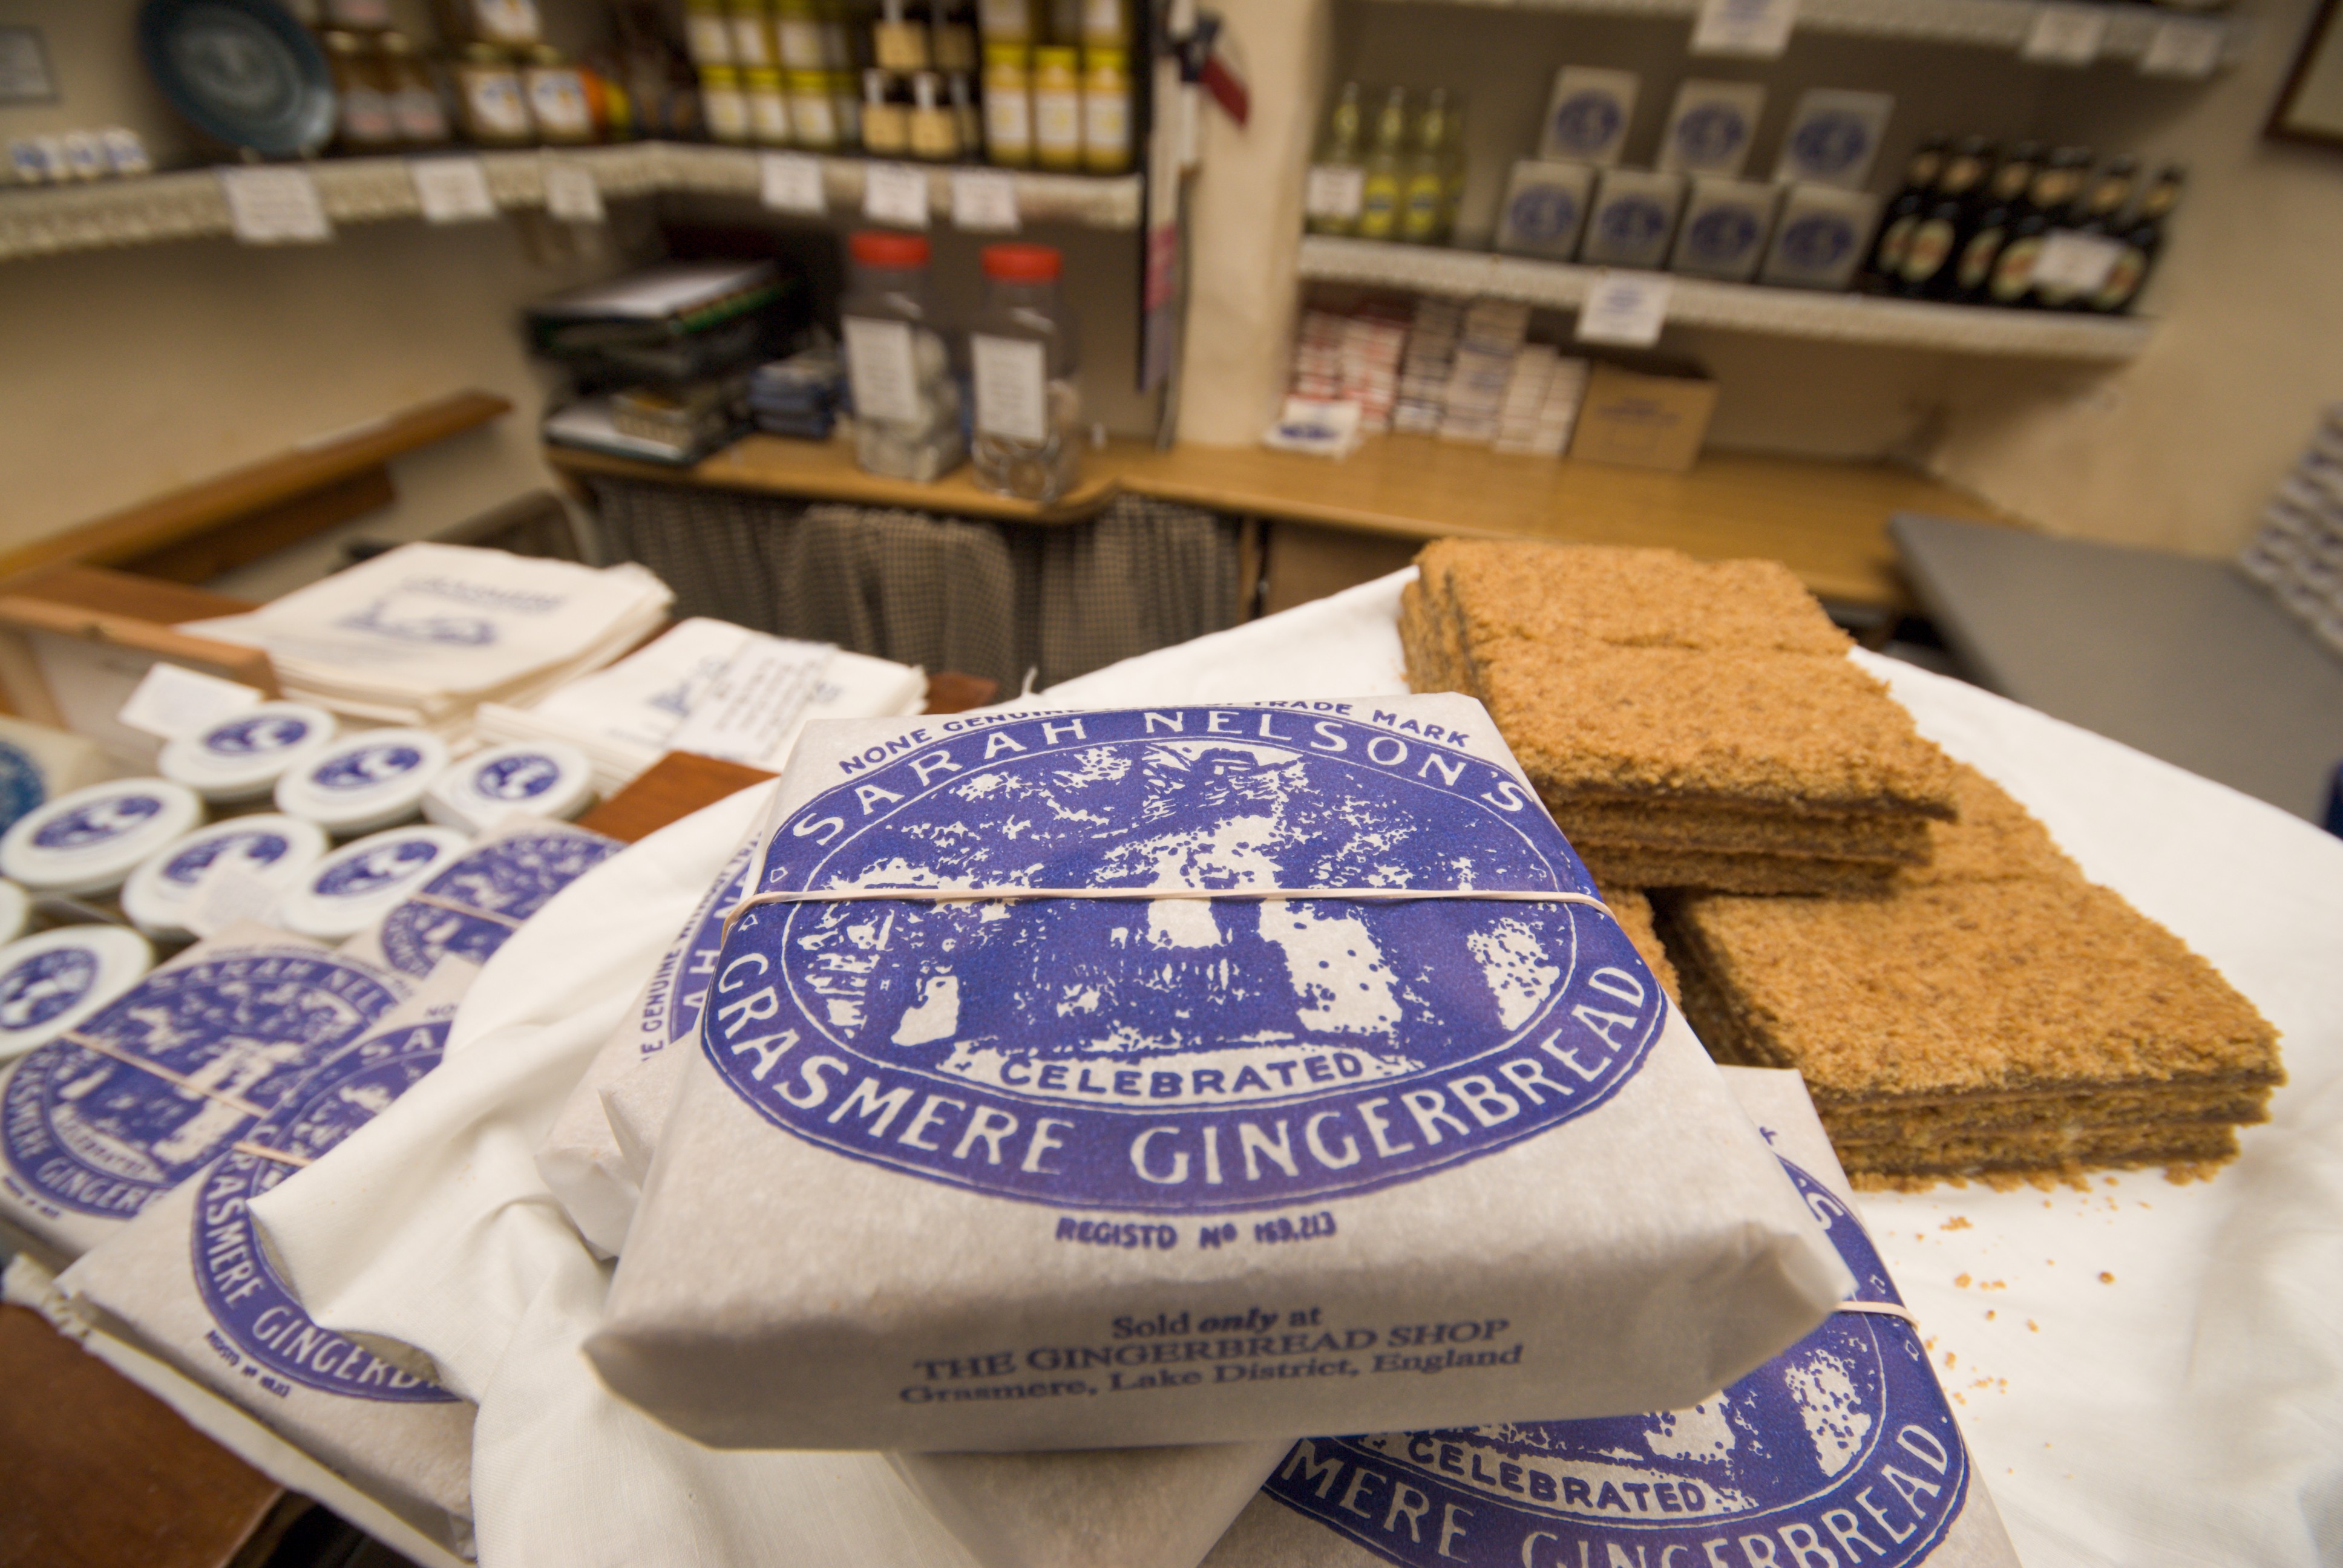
[547,431,2013,612]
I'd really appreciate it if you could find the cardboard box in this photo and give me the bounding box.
[1568,354,1719,472]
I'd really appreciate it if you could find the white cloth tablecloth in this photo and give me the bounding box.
[254,569,2343,1567]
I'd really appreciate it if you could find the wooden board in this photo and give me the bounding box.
[578,751,779,844]
[0,1304,293,1568]
[548,433,2013,612]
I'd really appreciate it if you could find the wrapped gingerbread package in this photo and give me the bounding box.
[589,698,1850,1452]
[1207,1065,2020,1568]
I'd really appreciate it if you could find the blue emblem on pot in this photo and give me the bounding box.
[192,1018,454,1403]
[373,830,617,976]
[1549,93,1622,158]
[1261,1156,1967,1567]
[1507,186,1581,245]
[706,708,1665,1213]
[1781,214,1856,271]
[162,831,292,888]
[202,714,314,757]
[0,947,98,1034]
[0,953,401,1218]
[474,754,562,802]
[1673,104,1749,166]
[0,741,48,835]
[33,794,163,850]
[315,838,442,898]
[1791,113,1871,176]
[313,744,425,791]
[1686,206,1761,266]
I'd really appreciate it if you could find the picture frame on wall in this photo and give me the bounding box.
[2269,0,2343,146]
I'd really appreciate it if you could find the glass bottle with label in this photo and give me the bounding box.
[774,0,827,70]
[324,30,400,152]
[1031,45,1081,170]
[842,230,965,482]
[746,67,793,143]
[437,0,541,47]
[1355,86,1411,242]
[726,0,775,70]
[1893,135,1987,298]
[1081,0,1127,45]
[455,44,535,145]
[873,0,932,72]
[862,68,911,155]
[2034,155,2134,310]
[1860,137,1944,294]
[1304,81,1365,237]
[970,243,1080,501]
[380,33,451,147]
[1987,148,2090,309]
[980,0,1032,44]
[983,44,1032,165]
[1950,142,2040,304]
[1399,86,1457,244]
[908,71,961,159]
[933,0,979,71]
[524,45,595,143]
[787,69,840,148]
[685,0,735,67]
[1081,47,1129,173]
[2092,165,2181,315]
[699,65,750,143]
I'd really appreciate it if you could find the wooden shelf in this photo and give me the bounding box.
[0,144,1141,265]
[1360,0,2249,65]
[551,428,2010,610]
[1299,236,2154,361]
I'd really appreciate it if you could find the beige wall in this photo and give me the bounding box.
[1929,0,2343,555]
[1176,0,2343,554]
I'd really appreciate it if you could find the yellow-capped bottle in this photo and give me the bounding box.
[1355,86,1410,242]
[1399,86,1455,244]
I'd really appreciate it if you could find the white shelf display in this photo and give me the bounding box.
[1357,0,2248,67]
[0,143,1143,263]
[1297,234,2154,361]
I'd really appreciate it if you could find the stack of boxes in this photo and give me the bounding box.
[1435,300,1529,445]
[2238,405,2343,656]
[1391,297,1461,435]
[1491,344,1590,457]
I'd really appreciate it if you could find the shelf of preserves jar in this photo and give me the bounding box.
[1357,0,2250,68]
[1297,234,2154,361]
[0,143,1142,264]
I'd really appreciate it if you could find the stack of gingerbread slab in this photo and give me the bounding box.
[1401,540,1959,894]
[1661,762,2283,1186]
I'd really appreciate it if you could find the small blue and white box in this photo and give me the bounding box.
[1579,168,1686,270]
[1760,183,1882,290]
[1538,68,1638,166]
[1669,176,1780,281]
[1773,89,1894,190]
[1657,80,1766,177]
[425,740,596,834]
[1494,159,1596,262]
[276,727,451,838]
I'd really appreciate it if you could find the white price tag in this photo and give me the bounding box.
[1576,271,1672,348]
[116,662,264,741]
[2022,4,2108,64]
[842,316,924,424]
[2141,18,2223,77]
[542,158,605,223]
[972,334,1049,444]
[863,161,931,228]
[1305,165,1366,221]
[186,863,287,941]
[951,169,1020,232]
[218,166,331,245]
[759,151,825,214]
[410,155,497,223]
[1691,0,1798,57]
[2031,231,2123,293]
[666,640,834,768]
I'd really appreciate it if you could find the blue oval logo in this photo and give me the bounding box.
[1790,113,1871,175]
[0,742,48,835]
[1673,103,1749,166]
[1549,94,1622,158]
[312,745,425,791]
[1686,206,1760,265]
[474,754,561,802]
[202,715,313,757]
[1260,1156,1967,1567]
[1598,198,1668,247]
[0,947,98,1033]
[374,830,617,976]
[1781,214,1855,270]
[314,838,444,899]
[192,1019,456,1403]
[705,708,1664,1213]
[1507,186,1581,244]
[0,953,402,1217]
[31,794,163,850]
[162,831,291,888]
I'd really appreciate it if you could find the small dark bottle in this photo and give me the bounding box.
[1893,136,1990,298]
[1860,136,1947,295]
[1985,147,2092,309]
[2034,155,2135,310]
[1950,142,2042,304]
[2091,165,2184,314]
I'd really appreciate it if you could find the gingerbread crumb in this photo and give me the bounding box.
[2099,1271,2115,1284]
[1941,1216,1973,1231]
